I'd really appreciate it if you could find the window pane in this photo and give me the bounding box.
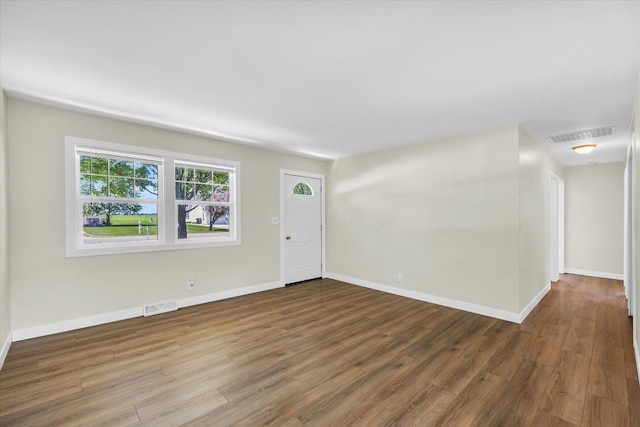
[109,177,135,198]
[195,184,213,201]
[177,204,229,240]
[175,182,193,200]
[135,179,158,199]
[214,171,229,185]
[91,157,108,175]
[135,162,158,180]
[195,169,212,184]
[175,182,184,200]
[175,166,186,180]
[80,156,91,174]
[293,182,313,195]
[175,167,195,181]
[82,203,158,245]
[109,159,134,177]
[80,174,92,196]
[93,175,108,196]
[213,185,229,202]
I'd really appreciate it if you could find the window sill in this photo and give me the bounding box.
[66,238,241,258]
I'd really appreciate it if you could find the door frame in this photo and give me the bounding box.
[549,172,565,283]
[280,169,326,285]
[624,135,636,317]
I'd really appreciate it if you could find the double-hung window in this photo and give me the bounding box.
[65,137,240,257]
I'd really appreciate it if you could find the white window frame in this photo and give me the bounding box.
[65,136,241,257]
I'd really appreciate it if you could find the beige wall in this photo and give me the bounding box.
[326,124,560,317]
[327,125,522,313]
[518,127,551,310]
[564,163,624,276]
[0,89,10,349]
[8,99,326,331]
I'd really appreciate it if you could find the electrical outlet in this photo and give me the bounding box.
[187,278,195,289]
[397,273,403,282]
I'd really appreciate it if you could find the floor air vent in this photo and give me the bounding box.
[143,301,179,317]
[549,126,614,143]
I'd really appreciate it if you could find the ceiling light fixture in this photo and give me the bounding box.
[572,144,596,154]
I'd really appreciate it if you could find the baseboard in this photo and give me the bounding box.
[177,281,283,309]
[563,268,623,280]
[325,272,522,323]
[520,283,551,321]
[11,280,285,342]
[0,332,11,370]
[12,307,143,342]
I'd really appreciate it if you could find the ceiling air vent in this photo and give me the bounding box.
[549,127,614,143]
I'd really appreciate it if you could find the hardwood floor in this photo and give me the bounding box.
[0,274,638,426]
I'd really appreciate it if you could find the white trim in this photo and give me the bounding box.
[12,281,284,342]
[625,160,631,312]
[550,174,559,282]
[12,307,142,341]
[624,136,636,317]
[0,333,11,370]
[559,178,565,274]
[564,268,624,280]
[280,169,326,284]
[325,272,526,323]
[520,283,552,321]
[549,173,565,281]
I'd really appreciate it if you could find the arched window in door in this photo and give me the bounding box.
[293,182,313,196]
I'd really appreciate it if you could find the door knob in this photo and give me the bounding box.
[285,236,291,240]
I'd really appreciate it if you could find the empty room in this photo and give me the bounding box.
[1,1,639,426]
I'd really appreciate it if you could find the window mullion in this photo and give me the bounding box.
[163,156,176,245]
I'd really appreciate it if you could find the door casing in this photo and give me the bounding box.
[280,169,326,285]
[625,136,637,317]
[549,173,565,283]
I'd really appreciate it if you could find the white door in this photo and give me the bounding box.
[284,174,322,284]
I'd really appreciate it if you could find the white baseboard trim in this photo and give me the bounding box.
[563,268,623,280]
[177,281,283,309]
[12,280,284,342]
[325,272,524,323]
[12,307,143,342]
[520,283,551,321]
[0,332,11,370]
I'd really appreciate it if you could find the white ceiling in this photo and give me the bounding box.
[1,1,639,166]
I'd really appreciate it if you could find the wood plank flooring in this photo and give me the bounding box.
[0,274,638,426]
